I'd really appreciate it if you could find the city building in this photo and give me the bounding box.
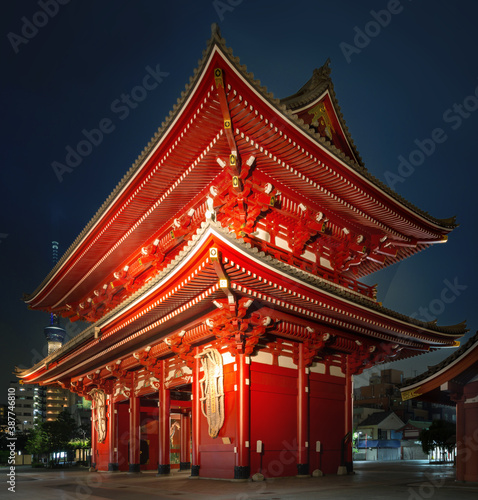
[9,380,44,430]
[16,26,466,480]
[354,368,456,426]
[355,410,404,461]
[42,293,91,428]
[44,385,90,427]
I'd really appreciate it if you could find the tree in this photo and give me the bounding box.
[419,419,455,462]
[25,425,48,459]
[26,410,78,466]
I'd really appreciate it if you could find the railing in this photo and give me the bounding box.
[246,236,377,300]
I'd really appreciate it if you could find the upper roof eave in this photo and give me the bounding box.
[24,24,458,309]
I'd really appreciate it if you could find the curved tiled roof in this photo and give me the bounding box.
[23,25,456,301]
[211,223,467,339]
[279,59,365,168]
[278,58,456,230]
[401,330,478,388]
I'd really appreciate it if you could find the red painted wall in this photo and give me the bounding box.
[94,361,346,478]
[140,408,158,470]
[197,358,346,478]
[250,362,298,478]
[117,402,130,471]
[309,370,346,475]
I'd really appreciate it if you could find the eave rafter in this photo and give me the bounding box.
[224,72,450,241]
[215,239,461,346]
[228,97,449,251]
[47,299,419,389]
[17,214,467,388]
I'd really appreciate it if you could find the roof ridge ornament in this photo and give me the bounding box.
[314,58,332,80]
[211,23,222,40]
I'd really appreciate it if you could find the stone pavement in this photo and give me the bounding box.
[2,460,478,500]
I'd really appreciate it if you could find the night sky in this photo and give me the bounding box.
[1,1,477,399]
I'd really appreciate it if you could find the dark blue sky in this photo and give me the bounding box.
[1,1,477,398]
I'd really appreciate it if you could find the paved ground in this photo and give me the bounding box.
[1,460,477,500]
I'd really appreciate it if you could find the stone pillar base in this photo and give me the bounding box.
[190,464,200,478]
[337,466,347,475]
[108,463,119,472]
[179,461,191,471]
[297,463,309,477]
[157,464,171,475]
[234,465,250,480]
[129,464,141,473]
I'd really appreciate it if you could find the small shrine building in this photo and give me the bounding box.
[16,26,467,480]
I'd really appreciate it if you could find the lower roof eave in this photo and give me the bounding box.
[16,223,467,386]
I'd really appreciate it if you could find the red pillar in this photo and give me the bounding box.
[463,381,478,482]
[107,395,118,471]
[297,343,309,476]
[191,347,201,477]
[90,398,97,471]
[129,393,141,473]
[158,359,171,475]
[180,412,191,470]
[455,397,466,481]
[341,360,353,474]
[235,353,250,480]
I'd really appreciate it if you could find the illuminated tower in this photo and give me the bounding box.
[44,241,66,355]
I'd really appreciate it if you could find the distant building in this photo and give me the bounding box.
[10,380,44,430]
[356,410,404,440]
[44,385,89,426]
[355,410,404,461]
[0,403,7,424]
[354,368,455,423]
[44,322,90,427]
[353,406,383,431]
[400,419,432,441]
[399,420,430,460]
